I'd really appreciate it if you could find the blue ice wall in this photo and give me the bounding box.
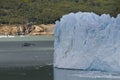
[54,12,120,72]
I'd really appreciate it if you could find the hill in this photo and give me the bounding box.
[0,0,120,24]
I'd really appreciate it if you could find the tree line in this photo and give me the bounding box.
[0,0,120,25]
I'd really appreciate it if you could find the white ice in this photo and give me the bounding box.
[0,35,15,38]
[54,12,120,72]
[54,68,120,80]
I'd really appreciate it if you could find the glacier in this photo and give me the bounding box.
[54,12,120,72]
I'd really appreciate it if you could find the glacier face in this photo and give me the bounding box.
[54,12,120,72]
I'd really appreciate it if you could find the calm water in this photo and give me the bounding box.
[0,36,54,80]
[0,36,120,80]
[0,65,53,80]
[0,36,54,67]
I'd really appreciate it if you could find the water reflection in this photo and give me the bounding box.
[0,65,53,80]
[54,68,120,80]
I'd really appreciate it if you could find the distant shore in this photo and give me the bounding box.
[0,24,55,36]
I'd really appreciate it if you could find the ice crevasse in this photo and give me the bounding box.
[54,12,120,72]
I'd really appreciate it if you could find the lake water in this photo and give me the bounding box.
[0,36,120,80]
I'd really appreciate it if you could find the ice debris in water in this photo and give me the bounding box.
[54,12,120,72]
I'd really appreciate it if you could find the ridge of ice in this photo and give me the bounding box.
[54,12,120,72]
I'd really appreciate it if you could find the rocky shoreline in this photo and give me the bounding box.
[0,24,54,36]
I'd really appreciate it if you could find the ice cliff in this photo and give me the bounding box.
[54,12,120,72]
